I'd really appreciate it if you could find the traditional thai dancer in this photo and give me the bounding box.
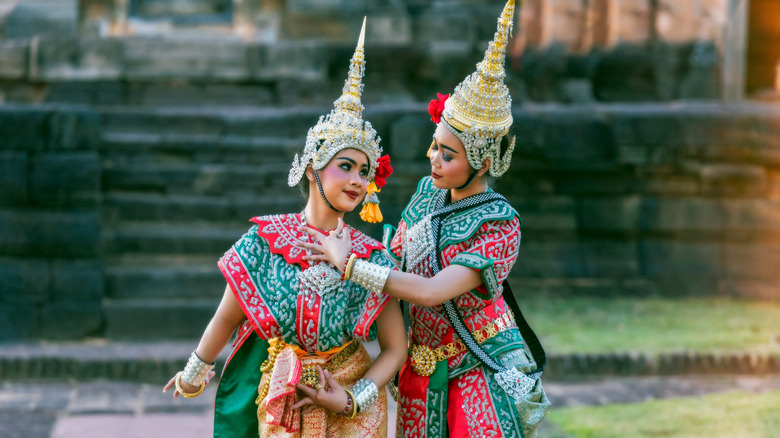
[163,20,407,438]
[299,2,550,437]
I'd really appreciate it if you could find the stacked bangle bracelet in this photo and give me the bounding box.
[176,351,215,398]
[350,260,390,294]
[343,253,358,281]
[341,389,357,419]
[351,378,379,413]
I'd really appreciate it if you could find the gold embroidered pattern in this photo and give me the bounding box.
[410,312,515,376]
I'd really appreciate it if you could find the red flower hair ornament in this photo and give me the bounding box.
[428,93,449,124]
[373,154,393,188]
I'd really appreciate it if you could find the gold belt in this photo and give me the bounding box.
[410,312,515,377]
[256,339,359,404]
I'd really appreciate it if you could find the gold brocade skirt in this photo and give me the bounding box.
[256,340,387,438]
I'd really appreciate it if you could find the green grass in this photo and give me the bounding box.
[520,297,780,355]
[547,390,780,438]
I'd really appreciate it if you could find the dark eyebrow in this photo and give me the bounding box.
[434,140,459,154]
[336,157,369,168]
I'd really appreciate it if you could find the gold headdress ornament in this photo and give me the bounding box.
[438,0,516,177]
[287,18,391,222]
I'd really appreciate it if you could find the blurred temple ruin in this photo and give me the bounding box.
[2,1,780,341]
[0,0,774,105]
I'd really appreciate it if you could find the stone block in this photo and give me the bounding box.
[34,38,122,81]
[249,41,327,82]
[638,197,731,233]
[367,11,412,45]
[0,210,37,256]
[0,106,48,151]
[104,299,216,339]
[513,239,583,278]
[3,0,78,40]
[37,211,101,258]
[133,83,275,107]
[581,238,640,277]
[699,164,767,196]
[39,301,102,339]
[633,169,700,196]
[610,111,684,151]
[722,242,780,279]
[285,0,371,15]
[50,260,104,301]
[44,81,125,106]
[640,240,723,278]
[415,41,476,86]
[389,115,431,161]
[0,40,28,80]
[513,197,578,233]
[592,44,659,101]
[579,196,640,232]
[122,38,250,81]
[280,12,352,41]
[45,107,101,151]
[723,199,780,234]
[542,112,616,163]
[555,167,634,195]
[0,304,37,340]
[0,257,49,304]
[29,151,101,207]
[413,8,475,44]
[0,151,28,206]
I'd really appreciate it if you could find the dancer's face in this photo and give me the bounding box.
[429,123,474,189]
[313,148,370,212]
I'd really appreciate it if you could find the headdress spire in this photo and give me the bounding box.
[439,0,516,177]
[287,17,392,223]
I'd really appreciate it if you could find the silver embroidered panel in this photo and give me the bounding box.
[402,216,433,272]
[298,262,342,297]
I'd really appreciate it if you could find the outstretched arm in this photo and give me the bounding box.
[299,218,484,307]
[163,284,246,397]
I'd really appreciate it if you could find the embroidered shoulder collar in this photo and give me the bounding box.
[250,213,383,269]
[402,176,505,225]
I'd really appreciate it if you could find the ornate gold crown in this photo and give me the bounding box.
[442,0,516,177]
[288,17,383,187]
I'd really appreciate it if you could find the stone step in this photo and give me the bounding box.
[102,299,219,339]
[99,106,327,139]
[101,222,249,256]
[102,161,293,196]
[100,132,302,166]
[102,192,302,223]
[105,254,225,301]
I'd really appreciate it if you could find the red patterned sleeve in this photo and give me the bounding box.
[441,216,521,299]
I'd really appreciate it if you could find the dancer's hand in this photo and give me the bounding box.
[298,218,352,272]
[292,366,350,415]
[162,371,216,398]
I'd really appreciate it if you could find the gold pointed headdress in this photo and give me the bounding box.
[439,0,516,177]
[288,17,383,188]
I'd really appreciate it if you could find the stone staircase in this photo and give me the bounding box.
[97,107,326,339]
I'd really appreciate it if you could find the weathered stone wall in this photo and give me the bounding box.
[2,102,779,340]
[0,105,103,340]
[0,0,730,105]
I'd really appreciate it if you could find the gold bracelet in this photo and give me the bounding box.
[343,253,358,280]
[175,372,206,398]
[344,389,358,419]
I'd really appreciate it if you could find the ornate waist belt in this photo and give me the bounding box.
[410,312,515,376]
[256,339,359,404]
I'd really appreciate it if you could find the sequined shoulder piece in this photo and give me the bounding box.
[439,200,520,248]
